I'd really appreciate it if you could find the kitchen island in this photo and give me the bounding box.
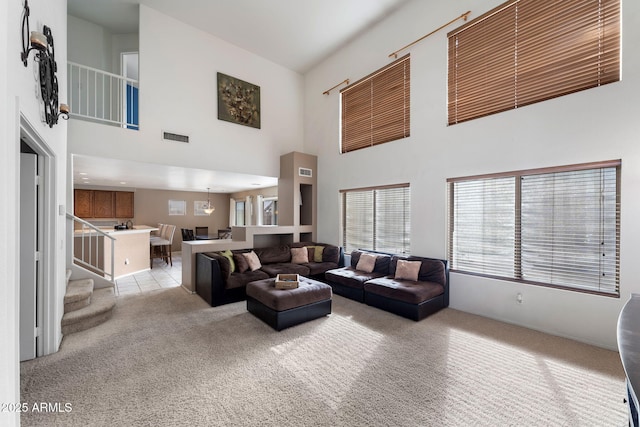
[74,225,158,279]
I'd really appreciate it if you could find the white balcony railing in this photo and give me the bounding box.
[67,61,139,129]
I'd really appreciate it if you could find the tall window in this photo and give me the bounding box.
[447,0,620,125]
[263,198,278,225]
[235,201,245,226]
[341,184,411,254]
[448,160,620,296]
[340,55,410,153]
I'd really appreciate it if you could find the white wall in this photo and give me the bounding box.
[68,14,113,70]
[304,0,640,349]
[2,0,68,423]
[68,5,305,181]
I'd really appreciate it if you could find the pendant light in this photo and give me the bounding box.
[204,188,215,215]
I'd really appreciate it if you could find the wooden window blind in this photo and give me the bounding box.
[341,184,411,254]
[448,160,621,297]
[340,55,410,153]
[447,0,620,125]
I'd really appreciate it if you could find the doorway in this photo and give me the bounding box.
[19,116,57,360]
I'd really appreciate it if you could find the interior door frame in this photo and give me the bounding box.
[20,114,57,356]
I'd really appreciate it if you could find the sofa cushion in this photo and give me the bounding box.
[291,247,309,264]
[304,261,339,276]
[364,277,444,305]
[395,260,421,281]
[351,250,391,274]
[321,245,339,264]
[260,263,311,278]
[203,252,231,280]
[226,269,270,290]
[390,256,446,287]
[325,266,386,290]
[356,253,377,273]
[243,251,262,271]
[254,245,291,264]
[234,253,249,273]
[313,246,324,262]
[220,249,235,273]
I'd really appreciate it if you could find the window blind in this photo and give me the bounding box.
[448,160,620,296]
[342,184,411,254]
[341,55,410,153]
[447,0,620,125]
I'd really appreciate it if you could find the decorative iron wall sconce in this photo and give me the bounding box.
[20,0,68,128]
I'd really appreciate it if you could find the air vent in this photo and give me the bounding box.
[162,131,189,143]
[299,167,313,177]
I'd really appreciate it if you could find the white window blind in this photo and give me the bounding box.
[448,161,620,296]
[450,177,516,278]
[342,184,411,254]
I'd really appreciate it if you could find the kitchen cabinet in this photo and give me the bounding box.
[74,189,93,218]
[93,191,115,218]
[115,191,134,218]
[74,190,135,219]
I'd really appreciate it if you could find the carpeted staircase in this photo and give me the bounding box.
[62,270,116,335]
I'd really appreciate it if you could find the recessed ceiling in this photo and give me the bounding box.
[73,155,277,193]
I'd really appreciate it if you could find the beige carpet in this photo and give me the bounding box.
[21,287,627,426]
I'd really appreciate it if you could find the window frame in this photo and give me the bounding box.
[447,160,621,297]
[341,183,411,255]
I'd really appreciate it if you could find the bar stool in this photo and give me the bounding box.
[150,224,176,268]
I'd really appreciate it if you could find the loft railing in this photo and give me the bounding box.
[67,213,116,283]
[67,61,139,129]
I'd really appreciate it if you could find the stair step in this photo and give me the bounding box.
[64,279,94,313]
[62,287,116,335]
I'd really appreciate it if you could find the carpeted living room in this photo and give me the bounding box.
[5,0,640,426]
[20,287,627,426]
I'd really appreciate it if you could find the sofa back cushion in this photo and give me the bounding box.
[391,255,446,287]
[350,250,391,274]
[204,252,231,280]
[254,245,291,264]
[291,242,341,264]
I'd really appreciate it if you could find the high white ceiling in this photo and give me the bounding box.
[66,0,411,192]
[67,0,411,73]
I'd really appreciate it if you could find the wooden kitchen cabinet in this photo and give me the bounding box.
[74,190,135,219]
[115,191,134,218]
[93,191,115,218]
[74,189,93,218]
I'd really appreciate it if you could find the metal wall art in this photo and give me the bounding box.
[217,72,261,129]
[20,0,68,128]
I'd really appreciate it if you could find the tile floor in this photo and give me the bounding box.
[114,252,183,296]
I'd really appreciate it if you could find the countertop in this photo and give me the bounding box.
[74,225,158,236]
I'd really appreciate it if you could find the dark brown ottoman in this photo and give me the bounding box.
[246,276,332,331]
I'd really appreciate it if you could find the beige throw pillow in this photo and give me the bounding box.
[355,253,377,273]
[394,260,421,281]
[291,247,309,264]
[242,251,262,271]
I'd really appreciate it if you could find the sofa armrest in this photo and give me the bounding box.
[196,253,228,306]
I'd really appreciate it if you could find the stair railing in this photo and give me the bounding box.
[67,213,116,282]
[67,61,139,129]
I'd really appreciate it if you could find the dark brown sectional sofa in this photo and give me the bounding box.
[325,249,449,321]
[196,242,343,307]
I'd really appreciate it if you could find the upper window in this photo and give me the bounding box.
[340,55,410,153]
[341,184,411,255]
[447,0,620,125]
[448,160,620,297]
